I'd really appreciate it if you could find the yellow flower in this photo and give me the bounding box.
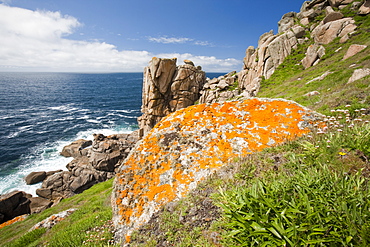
[339,152,347,156]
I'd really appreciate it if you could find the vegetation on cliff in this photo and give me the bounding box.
[0,1,369,246]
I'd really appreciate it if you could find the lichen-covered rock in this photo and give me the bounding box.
[112,98,324,244]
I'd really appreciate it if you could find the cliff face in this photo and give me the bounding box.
[112,98,323,243]
[199,0,366,103]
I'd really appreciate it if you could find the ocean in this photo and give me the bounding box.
[0,72,224,196]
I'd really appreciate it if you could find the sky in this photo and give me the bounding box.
[0,0,304,73]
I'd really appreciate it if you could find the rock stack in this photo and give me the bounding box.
[138,57,206,138]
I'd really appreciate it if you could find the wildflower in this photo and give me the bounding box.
[327,140,331,143]
[360,108,367,111]
[337,129,343,132]
[355,109,360,112]
[345,105,351,107]
[331,109,336,112]
[327,145,331,148]
[339,152,347,156]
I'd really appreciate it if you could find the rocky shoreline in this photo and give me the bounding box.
[0,131,139,224]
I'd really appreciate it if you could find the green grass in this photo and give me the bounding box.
[258,5,370,115]
[0,179,116,247]
[215,111,370,246]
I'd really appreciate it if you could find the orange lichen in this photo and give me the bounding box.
[0,215,27,229]
[112,98,323,243]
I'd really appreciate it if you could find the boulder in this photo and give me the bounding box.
[328,0,355,7]
[302,44,326,69]
[37,132,139,201]
[311,17,357,44]
[183,59,195,66]
[343,44,367,60]
[323,11,344,24]
[24,171,46,185]
[112,98,324,243]
[304,91,321,96]
[278,12,296,33]
[358,0,370,15]
[217,80,229,90]
[347,68,370,83]
[0,191,31,223]
[60,139,92,158]
[30,208,77,231]
[29,197,52,214]
[37,172,74,200]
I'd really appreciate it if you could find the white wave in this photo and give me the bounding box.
[0,124,136,196]
[6,131,19,138]
[53,116,75,122]
[18,125,33,131]
[86,119,101,124]
[48,104,79,112]
[0,141,73,196]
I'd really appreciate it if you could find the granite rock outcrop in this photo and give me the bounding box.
[36,131,139,201]
[138,57,206,137]
[215,0,364,100]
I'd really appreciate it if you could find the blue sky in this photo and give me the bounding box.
[0,0,304,72]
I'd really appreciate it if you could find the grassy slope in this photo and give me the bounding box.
[0,4,369,247]
[0,179,115,247]
[258,5,370,114]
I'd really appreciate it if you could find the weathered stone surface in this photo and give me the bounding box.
[0,191,31,223]
[24,171,47,185]
[304,91,321,96]
[306,71,333,84]
[37,132,139,201]
[112,98,324,244]
[29,197,52,214]
[239,27,300,93]
[358,0,370,15]
[278,12,296,33]
[199,72,239,104]
[60,139,92,158]
[138,58,205,137]
[347,68,370,83]
[343,44,367,60]
[302,44,326,68]
[30,208,77,231]
[323,11,344,23]
[328,0,355,7]
[311,17,357,44]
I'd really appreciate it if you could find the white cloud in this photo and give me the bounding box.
[158,53,240,72]
[148,36,215,47]
[148,36,193,44]
[0,5,240,72]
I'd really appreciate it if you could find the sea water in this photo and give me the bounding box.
[0,72,224,196]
